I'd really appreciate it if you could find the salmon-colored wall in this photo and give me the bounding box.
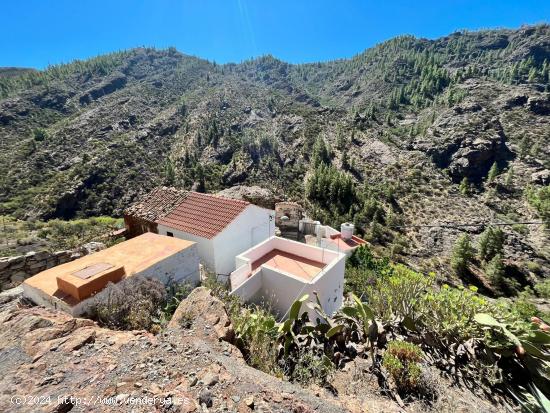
[56,266,126,301]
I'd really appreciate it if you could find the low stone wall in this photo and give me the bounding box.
[0,250,77,291]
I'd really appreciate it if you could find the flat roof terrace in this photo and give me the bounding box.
[251,249,326,281]
[24,232,196,306]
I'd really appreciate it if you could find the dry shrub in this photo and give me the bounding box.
[88,275,166,331]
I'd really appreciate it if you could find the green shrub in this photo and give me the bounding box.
[421,285,491,342]
[383,340,424,393]
[485,254,506,288]
[88,276,166,331]
[33,128,48,141]
[233,305,280,376]
[478,226,505,262]
[527,261,542,275]
[535,279,550,299]
[507,288,539,319]
[289,347,334,385]
[451,233,473,275]
[459,177,470,195]
[159,281,192,324]
[345,245,393,295]
[36,216,123,250]
[366,264,434,323]
[487,162,500,183]
[525,185,550,227]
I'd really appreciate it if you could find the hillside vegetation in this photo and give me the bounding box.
[0,25,549,295]
[1,24,550,412]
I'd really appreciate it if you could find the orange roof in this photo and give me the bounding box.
[251,249,325,281]
[24,233,196,306]
[157,192,250,239]
[326,234,367,252]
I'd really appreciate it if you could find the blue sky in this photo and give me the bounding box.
[1,1,549,69]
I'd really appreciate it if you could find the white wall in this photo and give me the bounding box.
[238,236,340,266]
[157,224,216,273]
[158,206,274,279]
[230,263,251,290]
[23,245,201,318]
[230,236,346,320]
[271,236,339,265]
[309,254,345,316]
[258,266,307,318]
[231,271,262,302]
[212,205,275,277]
[136,243,200,285]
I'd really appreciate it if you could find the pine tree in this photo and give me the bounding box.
[163,159,175,186]
[487,162,499,183]
[478,227,505,262]
[312,137,331,168]
[194,164,206,193]
[505,166,514,187]
[459,177,470,195]
[336,130,346,150]
[519,136,530,159]
[451,234,473,275]
[485,253,505,287]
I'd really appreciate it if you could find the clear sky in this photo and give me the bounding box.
[1,0,549,69]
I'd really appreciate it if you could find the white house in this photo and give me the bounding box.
[156,191,275,278]
[229,236,346,319]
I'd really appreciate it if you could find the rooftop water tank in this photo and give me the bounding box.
[341,222,354,241]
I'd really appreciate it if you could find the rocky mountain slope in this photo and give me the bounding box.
[0,25,549,284]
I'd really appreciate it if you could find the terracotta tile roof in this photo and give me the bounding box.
[327,234,368,251]
[157,192,250,239]
[124,187,188,222]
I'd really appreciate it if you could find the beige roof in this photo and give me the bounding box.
[24,232,195,305]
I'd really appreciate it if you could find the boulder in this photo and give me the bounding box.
[528,95,550,115]
[502,94,528,109]
[414,110,512,183]
[216,185,279,209]
[79,242,106,255]
[0,286,23,305]
[79,72,127,105]
[168,287,234,342]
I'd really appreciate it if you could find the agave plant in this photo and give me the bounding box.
[305,292,345,338]
[509,383,550,413]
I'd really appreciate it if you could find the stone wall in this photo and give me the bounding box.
[275,202,303,230]
[0,250,77,291]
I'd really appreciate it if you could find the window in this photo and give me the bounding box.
[166,232,174,237]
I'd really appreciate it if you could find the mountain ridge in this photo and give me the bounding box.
[0,23,549,285]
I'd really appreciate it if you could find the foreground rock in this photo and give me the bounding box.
[168,287,234,342]
[0,288,348,412]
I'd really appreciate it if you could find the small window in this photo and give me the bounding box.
[166,232,174,237]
